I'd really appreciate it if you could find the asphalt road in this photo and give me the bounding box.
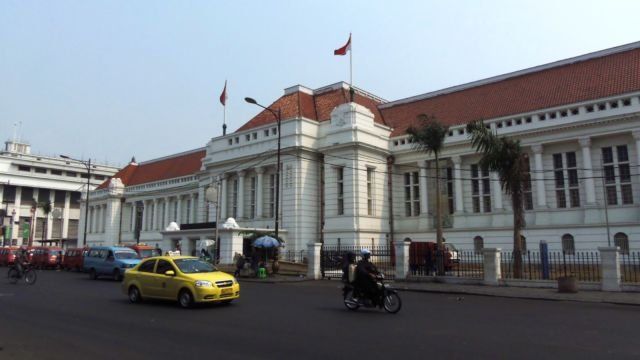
[0,270,639,360]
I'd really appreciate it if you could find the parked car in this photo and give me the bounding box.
[83,246,141,281]
[0,247,19,266]
[32,247,64,269]
[122,256,240,308]
[62,247,88,271]
[127,243,162,259]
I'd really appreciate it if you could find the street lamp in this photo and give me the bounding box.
[244,97,281,240]
[60,155,92,246]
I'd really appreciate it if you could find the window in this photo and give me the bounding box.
[264,129,269,137]
[66,171,77,177]
[54,191,66,207]
[21,187,34,202]
[228,139,233,145]
[245,134,251,141]
[18,165,30,172]
[252,132,257,140]
[404,172,420,216]
[553,152,580,208]
[337,167,344,215]
[232,179,238,218]
[602,146,633,205]
[250,177,256,219]
[51,169,62,176]
[272,128,277,135]
[268,174,275,218]
[614,233,629,255]
[561,234,575,255]
[80,173,89,179]
[446,167,454,214]
[34,167,47,174]
[138,259,156,273]
[366,168,374,216]
[473,236,484,254]
[94,175,105,180]
[471,164,491,213]
[155,260,175,274]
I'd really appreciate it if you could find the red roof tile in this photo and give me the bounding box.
[380,46,640,136]
[98,149,206,189]
[236,86,385,132]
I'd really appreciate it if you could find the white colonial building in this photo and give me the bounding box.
[87,41,640,257]
[0,140,119,247]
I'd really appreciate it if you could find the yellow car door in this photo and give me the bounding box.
[154,259,181,300]
[134,259,158,297]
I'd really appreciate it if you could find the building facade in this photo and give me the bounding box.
[0,140,119,247]
[87,42,640,255]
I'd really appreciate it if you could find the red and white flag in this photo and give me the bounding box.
[219,80,227,106]
[334,34,351,56]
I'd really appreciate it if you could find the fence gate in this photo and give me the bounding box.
[320,245,395,280]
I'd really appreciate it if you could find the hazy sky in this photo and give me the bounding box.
[2,0,640,167]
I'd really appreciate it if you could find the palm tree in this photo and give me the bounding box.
[38,201,52,244]
[407,115,449,275]
[466,120,528,278]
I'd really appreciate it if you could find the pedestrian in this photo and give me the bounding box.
[155,243,162,256]
[234,253,245,277]
[425,245,434,276]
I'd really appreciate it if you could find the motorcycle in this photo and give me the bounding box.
[342,273,402,314]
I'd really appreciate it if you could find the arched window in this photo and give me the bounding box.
[473,236,484,254]
[614,232,629,255]
[561,234,575,255]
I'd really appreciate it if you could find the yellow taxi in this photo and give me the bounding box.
[121,255,240,308]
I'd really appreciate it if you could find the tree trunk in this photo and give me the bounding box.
[435,153,444,275]
[512,186,524,278]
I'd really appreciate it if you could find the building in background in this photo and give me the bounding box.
[0,140,119,248]
[87,41,640,255]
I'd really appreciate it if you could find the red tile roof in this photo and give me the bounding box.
[380,45,640,136]
[236,85,386,132]
[98,149,206,189]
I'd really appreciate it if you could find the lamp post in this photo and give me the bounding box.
[244,97,281,240]
[60,155,92,246]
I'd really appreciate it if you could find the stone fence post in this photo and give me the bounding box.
[599,247,621,292]
[307,243,323,280]
[483,248,501,286]
[394,240,410,280]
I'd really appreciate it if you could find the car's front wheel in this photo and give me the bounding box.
[178,289,194,309]
[113,269,122,282]
[89,268,98,280]
[128,286,142,303]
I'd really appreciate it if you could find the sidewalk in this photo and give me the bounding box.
[237,274,640,305]
[392,281,640,306]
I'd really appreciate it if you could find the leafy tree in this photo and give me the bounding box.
[466,120,528,278]
[407,115,449,275]
[38,201,52,243]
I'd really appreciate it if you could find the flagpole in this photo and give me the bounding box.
[222,80,227,136]
[349,33,354,102]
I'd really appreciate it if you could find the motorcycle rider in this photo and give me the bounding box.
[14,246,29,277]
[355,249,381,303]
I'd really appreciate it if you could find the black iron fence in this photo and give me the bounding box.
[410,250,484,279]
[280,250,307,264]
[621,251,640,283]
[500,251,601,282]
[320,245,395,280]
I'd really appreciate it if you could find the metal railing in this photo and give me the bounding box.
[320,245,395,280]
[280,250,307,264]
[621,251,640,283]
[500,250,601,282]
[410,250,484,279]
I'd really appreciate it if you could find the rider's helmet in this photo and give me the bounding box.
[360,248,371,260]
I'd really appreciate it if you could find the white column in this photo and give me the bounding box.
[307,242,323,280]
[633,130,640,167]
[197,186,206,222]
[176,196,182,225]
[14,187,21,244]
[237,170,245,219]
[419,161,429,215]
[163,198,170,229]
[152,199,158,230]
[491,172,503,210]
[579,137,596,205]
[190,193,197,223]
[394,240,411,280]
[142,201,148,231]
[62,191,70,239]
[482,248,502,286]
[452,156,464,213]
[130,202,136,232]
[220,176,228,221]
[256,167,265,218]
[531,144,547,208]
[599,247,621,292]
